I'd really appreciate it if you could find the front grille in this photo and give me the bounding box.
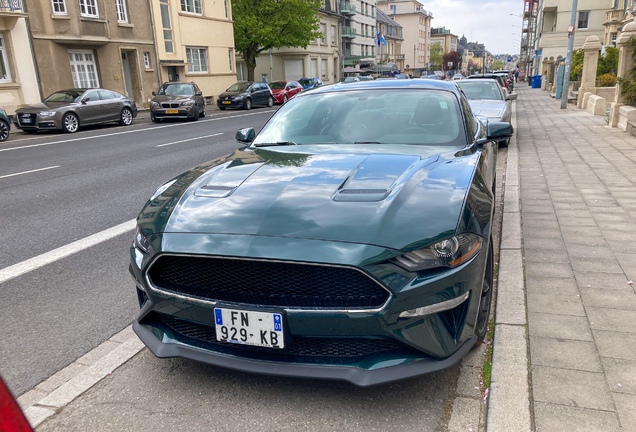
[147,255,390,309]
[154,314,418,364]
[161,103,180,108]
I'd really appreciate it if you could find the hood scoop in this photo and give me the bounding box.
[333,154,420,202]
[194,160,264,198]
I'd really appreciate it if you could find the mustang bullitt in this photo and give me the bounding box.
[130,80,513,386]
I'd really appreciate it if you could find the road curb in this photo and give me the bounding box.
[486,100,533,432]
[19,326,145,428]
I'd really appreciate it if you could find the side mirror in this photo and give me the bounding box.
[487,121,513,140]
[250,88,257,93]
[235,127,256,143]
[152,91,157,96]
[195,91,202,96]
[81,98,89,104]
[507,93,518,101]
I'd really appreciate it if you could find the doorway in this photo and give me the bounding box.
[121,52,134,99]
[168,66,178,82]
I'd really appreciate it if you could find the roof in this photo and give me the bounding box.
[376,8,401,27]
[297,80,462,98]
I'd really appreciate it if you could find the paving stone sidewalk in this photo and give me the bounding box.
[517,86,636,431]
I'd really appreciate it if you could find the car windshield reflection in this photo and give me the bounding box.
[456,82,504,101]
[43,91,84,103]
[158,84,194,96]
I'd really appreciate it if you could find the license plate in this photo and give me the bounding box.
[214,308,284,349]
[22,118,32,123]
[222,101,231,104]
[165,110,178,114]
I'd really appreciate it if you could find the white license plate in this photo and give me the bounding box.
[22,118,32,123]
[214,308,284,349]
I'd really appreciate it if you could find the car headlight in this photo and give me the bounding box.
[181,100,194,106]
[134,227,151,253]
[39,111,55,117]
[150,101,160,107]
[393,233,483,272]
[234,94,245,100]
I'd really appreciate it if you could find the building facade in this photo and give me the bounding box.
[430,27,457,54]
[538,0,613,67]
[343,0,376,69]
[604,0,635,46]
[375,8,403,71]
[149,0,235,103]
[376,0,432,77]
[236,2,341,84]
[0,0,40,114]
[27,0,159,106]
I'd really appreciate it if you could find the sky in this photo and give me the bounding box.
[423,0,524,55]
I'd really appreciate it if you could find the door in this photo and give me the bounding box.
[168,66,177,82]
[99,90,124,121]
[259,83,270,105]
[77,90,103,124]
[68,50,99,88]
[284,59,303,81]
[121,52,134,99]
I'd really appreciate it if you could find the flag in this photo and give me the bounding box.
[380,32,387,46]
[376,31,381,47]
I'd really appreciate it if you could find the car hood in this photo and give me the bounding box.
[218,91,246,99]
[468,100,506,119]
[16,102,71,112]
[152,95,194,103]
[138,145,480,251]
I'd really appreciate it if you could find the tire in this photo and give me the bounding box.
[24,129,38,134]
[0,120,8,142]
[199,105,206,117]
[190,108,200,121]
[499,137,510,147]
[475,239,494,343]
[267,96,274,107]
[151,113,161,123]
[243,98,252,110]
[62,113,79,133]
[119,108,133,126]
[283,95,288,104]
[219,107,226,111]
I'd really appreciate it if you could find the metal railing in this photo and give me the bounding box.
[342,26,357,38]
[0,0,23,11]
[340,1,356,15]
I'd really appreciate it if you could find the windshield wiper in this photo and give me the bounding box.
[253,141,299,147]
[354,141,382,144]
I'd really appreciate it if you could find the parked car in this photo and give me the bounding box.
[466,74,508,92]
[394,74,410,79]
[14,88,137,134]
[358,75,374,81]
[342,76,360,83]
[217,82,274,110]
[269,81,303,104]
[453,74,463,80]
[131,79,512,387]
[375,77,398,80]
[150,82,206,122]
[298,78,323,90]
[493,71,514,92]
[456,78,516,147]
[421,74,440,80]
[0,106,11,142]
[0,375,33,431]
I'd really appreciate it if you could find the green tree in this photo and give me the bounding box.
[233,0,322,81]
[430,43,444,70]
[598,47,618,76]
[491,60,504,70]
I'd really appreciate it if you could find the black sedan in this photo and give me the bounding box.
[217,82,274,110]
[14,89,137,134]
[131,80,512,386]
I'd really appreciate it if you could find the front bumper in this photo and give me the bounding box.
[151,108,194,119]
[217,99,245,109]
[272,93,285,103]
[13,113,60,131]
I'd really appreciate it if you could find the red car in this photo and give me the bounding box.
[269,81,303,104]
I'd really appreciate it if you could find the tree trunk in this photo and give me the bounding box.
[245,49,258,82]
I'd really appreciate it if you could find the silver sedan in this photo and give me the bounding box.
[14,88,137,134]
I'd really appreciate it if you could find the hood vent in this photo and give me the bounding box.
[334,188,391,202]
[339,189,388,195]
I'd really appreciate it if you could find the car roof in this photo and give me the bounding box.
[295,79,462,97]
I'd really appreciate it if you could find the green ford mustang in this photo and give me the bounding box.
[130,80,513,386]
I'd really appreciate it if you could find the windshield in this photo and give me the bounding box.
[227,82,251,92]
[158,84,194,96]
[43,90,84,103]
[299,79,313,86]
[457,81,503,100]
[343,77,358,82]
[269,82,287,90]
[252,90,466,147]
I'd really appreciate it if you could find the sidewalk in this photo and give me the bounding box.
[508,86,636,431]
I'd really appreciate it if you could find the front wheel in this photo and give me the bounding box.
[199,105,206,117]
[0,120,9,142]
[219,107,226,111]
[283,95,288,104]
[190,108,200,121]
[499,137,510,147]
[119,108,133,126]
[243,98,252,110]
[475,239,493,343]
[62,113,79,133]
[267,96,274,107]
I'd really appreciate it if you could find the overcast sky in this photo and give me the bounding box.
[423,0,523,55]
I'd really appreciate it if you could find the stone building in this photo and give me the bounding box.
[0,0,40,114]
[604,0,635,46]
[342,0,376,69]
[375,8,404,71]
[430,26,457,54]
[27,0,159,106]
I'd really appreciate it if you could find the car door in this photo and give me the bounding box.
[193,84,204,110]
[98,90,123,122]
[77,90,103,124]
[258,84,269,105]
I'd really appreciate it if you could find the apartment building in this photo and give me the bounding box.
[343,0,377,69]
[27,0,159,106]
[430,27,457,54]
[0,0,40,114]
[149,0,235,102]
[376,0,432,77]
[538,0,613,65]
[376,8,404,71]
[237,1,341,83]
[604,0,635,46]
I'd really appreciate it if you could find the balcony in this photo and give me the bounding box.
[605,9,624,25]
[340,1,356,15]
[0,0,22,12]
[342,26,357,38]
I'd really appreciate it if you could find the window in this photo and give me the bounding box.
[160,0,173,53]
[99,90,117,100]
[224,0,228,18]
[82,90,100,102]
[331,26,336,45]
[320,23,325,43]
[79,0,98,17]
[52,0,66,14]
[611,32,617,46]
[228,48,233,72]
[144,52,151,68]
[311,59,317,78]
[115,0,127,22]
[390,4,396,14]
[0,35,11,83]
[321,59,327,78]
[68,50,99,88]
[181,0,202,14]
[186,47,208,73]
[577,11,590,29]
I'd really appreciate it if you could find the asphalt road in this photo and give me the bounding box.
[0,106,277,395]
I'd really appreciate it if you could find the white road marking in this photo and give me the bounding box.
[0,219,136,284]
[0,110,275,153]
[0,165,60,179]
[156,132,224,147]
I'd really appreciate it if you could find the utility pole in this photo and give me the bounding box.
[561,0,577,109]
